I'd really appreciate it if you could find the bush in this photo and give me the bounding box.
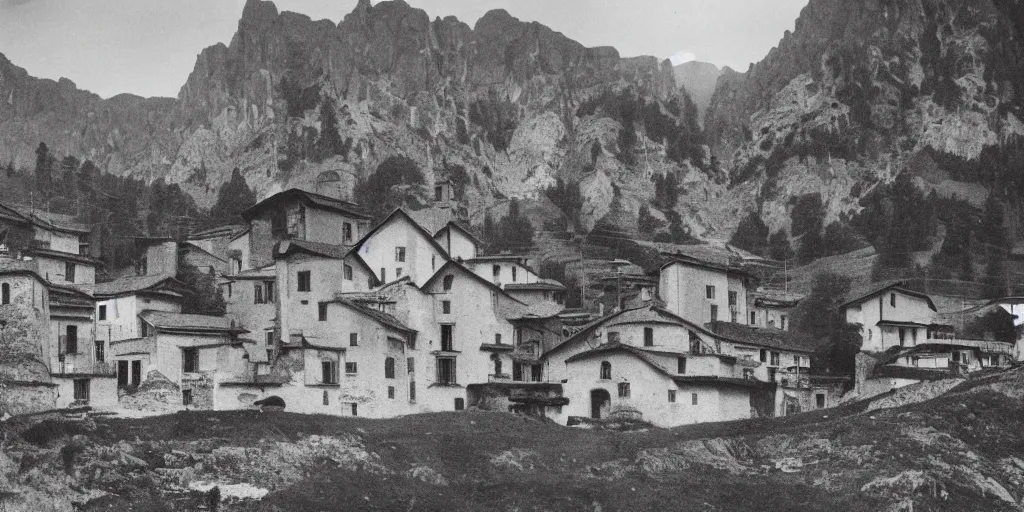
[730,213,769,256]
[354,156,425,219]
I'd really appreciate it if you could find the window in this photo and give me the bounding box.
[322,361,338,384]
[182,389,193,406]
[265,282,274,302]
[607,331,621,344]
[617,382,630,398]
[65,325,78,354]
[351,403,358,416]
[407,357,415,373]
[431,254,436,271]
[345,362,358,374]
[409,381,416,402]
[395,247,406,262]
[512,267,518,282]
[396,268,403,278]
[513,362,523,381]
[531,364,542,382]
[380,268,386,283]
[440,325,454,351]
[677,357,687,374]
[286,205,305,238]
[141,320,151,338]
[388,386,396,399]
[710,304,718,322]
[343,222,353,243]
[454,397,465,410]
[443,275,454,291]
[759,349,767,363]
[385,357,395,379]
[492,265,501,281]
[442,300,451,314]
[65,262,76,283]
[437,357,456,385]
[435,185,444,202]
[691,393,698,405]
[297,271,311,292]
[73,379,89,401]
[131,360,141,387]
[793,354,802,366]
[323,390,329,405]
[730,310,738,323]
[226,283,232,298]
[706,285,715,299]
[98,304,106,321]
[183,348,199,373]
[749,311,756,325]
[318,302,328,321]
[95,340,105,363]
[890,293,897,307]
[600,361,611,379]
[266,331,274,345]
[816,393,826,409]
[780,315,788,330]
[728,291,737,306]
[644,327,654,346]
[689,331,702,354]
[349,333,359,346]
[770,351,780,366]
[344,264,353,281]
[254,283,265,304]
[668,390,676,403]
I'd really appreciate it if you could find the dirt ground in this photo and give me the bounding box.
[2,367,1024,511]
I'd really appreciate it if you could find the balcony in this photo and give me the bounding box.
[50,357,116,377]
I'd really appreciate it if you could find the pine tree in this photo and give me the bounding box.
[729,212,769,256]
[315,96,345,162]
[208,168,258,226]
[767,230,794,261]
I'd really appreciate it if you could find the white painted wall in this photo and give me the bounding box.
[357,215,446,287]
[846,290,935,352]
[659,262,731,325]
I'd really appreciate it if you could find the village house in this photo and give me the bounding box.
[844,281,1015,398]
[432,221,479,261]
[0,260,60,413]
[658,256,754,326]
[48,283,116,408]
[747,291,801,330]
[466,254,538,288]
[349,208,450,287]
[240,188,372,269]
[542,305,777,427]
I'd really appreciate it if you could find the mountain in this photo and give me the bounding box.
[703,0,1024,238]
[672,61,724,126]
[0,0,708,237]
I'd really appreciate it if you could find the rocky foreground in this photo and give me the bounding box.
[2,368,1024,511]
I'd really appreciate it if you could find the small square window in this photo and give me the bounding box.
[318,302,328,321]
[182,389,193,406]
[691,393,698,405]
[396,267,403,278]
[668,390,676,403]
[98,305,107,321]
[297,271,311,292]
[442,300,451,314]
[351,403,358,416]
[454,397,465,410]
[617,382,630,398]
[345,362,358,374]
[705,285,715,299]
[350,333,358,346]
[442,275,454,291]
[395,247,406,262]
[388,386,395,399]
[344,264,353,281]
[495,333,502,345]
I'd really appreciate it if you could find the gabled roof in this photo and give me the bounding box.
[241,188,370,221]
[407,206,458,235]
[329,298,415,335]
[434,220,482,246]
[704,321,820,354]
[839,280,936,311]
[138,310,246,334]
[504,279,566,292]
[349,208,451,264]
[275,239,350,260]
[22,209,91,235]
[564,343,767,389]
[180,241,228,263]
[508,301,565,320]
[545,305,719,359]
[24,247,102,266]
[659,253,749,277]
[93,275,184,299]
[421,260,526,307]
[0,203,31,225]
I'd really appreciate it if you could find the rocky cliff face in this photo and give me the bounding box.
[1,0,697,235]
[704,0,1024,235]
[673,61,724,126]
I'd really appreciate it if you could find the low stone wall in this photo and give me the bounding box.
[119,370,182,414]
[466,382,564,416]
[0,381,56,416]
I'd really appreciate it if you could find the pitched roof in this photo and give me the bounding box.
[421,260,526,307]
[187,224,248,241]
[93,275,183,298]
[407,206,458,235]
[348,207,451,269]
[24,247,102,266]
[330,298,415,335]
[21,209,91,234]
[0,203,30,225]
[839,280,937,311]
[275,239,350,260]
[435,220,482,246]
[545,305,716,358]
[242,188,370,221]
[564,343,768,389]
[138,310,244,334]
[704,321,821,354]
[508,301,565,320]
[504,278,566,292]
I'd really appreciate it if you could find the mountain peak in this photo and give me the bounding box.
[240,0,279,26]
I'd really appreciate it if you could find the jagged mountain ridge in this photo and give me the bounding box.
[0,0,708,236]
[703,0,1024,236]
[672,61,724,126]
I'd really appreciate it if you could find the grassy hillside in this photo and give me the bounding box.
[3,367,1024,511]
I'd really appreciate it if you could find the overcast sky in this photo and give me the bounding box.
[0,0,809,99]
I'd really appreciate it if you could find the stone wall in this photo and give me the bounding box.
[0,382,56,416]
[119,370,182,414]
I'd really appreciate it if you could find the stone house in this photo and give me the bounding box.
[350,208,450,287]
[842,281,937,353]
[0,262,59,415]
[747,291,801,331]
[48,283,116,408]
[432,221,479,261]
[658,256,754,326]
[240,188,371,269]
[465,254,539,288]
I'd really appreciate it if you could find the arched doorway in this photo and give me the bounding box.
[590,389,611,419]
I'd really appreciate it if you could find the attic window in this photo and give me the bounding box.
[443,275,454,291]
[890,293,896,307]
